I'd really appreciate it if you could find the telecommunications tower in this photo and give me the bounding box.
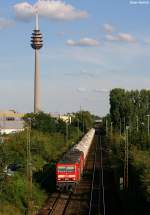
[31,13,43,113]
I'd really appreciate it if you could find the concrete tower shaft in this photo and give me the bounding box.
[31,13,43,113]
[34,49,40,113]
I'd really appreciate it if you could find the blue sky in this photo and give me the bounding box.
[0,0,150,116]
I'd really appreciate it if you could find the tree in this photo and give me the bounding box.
[72,111,94,132]
[23,112,57,133]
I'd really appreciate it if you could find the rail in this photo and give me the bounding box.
[88,135,106,215]
[48,192,72,215]
[48,192,61,215]
[100,136,106,215]
[88,144,97,215]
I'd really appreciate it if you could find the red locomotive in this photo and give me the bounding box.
[56,149,84,191]
[56,129,95,191]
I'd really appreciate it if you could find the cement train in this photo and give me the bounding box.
[56,128,95,191]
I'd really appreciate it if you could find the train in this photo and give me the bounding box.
[56,128,95,191]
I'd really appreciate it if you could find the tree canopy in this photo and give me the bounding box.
[110,88,150,132]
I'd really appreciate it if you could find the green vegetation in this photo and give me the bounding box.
[72,110,94,132]
[106,88,150,214]
[107,133,150,214]
[130,147,150,202]
[0,111,94,214]
[110,88,150,135]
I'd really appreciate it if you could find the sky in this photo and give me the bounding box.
[0,0,150,116]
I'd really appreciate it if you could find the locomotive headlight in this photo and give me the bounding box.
[58,175,65,178]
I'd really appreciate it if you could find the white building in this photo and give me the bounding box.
[0,110,25,134]
[59,115,72,124]
[49,112,72,124]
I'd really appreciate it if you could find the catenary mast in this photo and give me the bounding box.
[31,12,43,113]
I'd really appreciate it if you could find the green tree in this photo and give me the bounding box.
[72,111,94,132]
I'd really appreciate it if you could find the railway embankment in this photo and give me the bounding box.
[0,130,81,215]
[108,133,150,215]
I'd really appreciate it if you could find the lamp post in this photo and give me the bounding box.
[77,118,80,139]
[65,119,69,144]
[146,115,150,136]
[136,115,139,132]
[82,119,85,133]
[105,118,108,135]
[110,121,113,135]
[124,126,129,190]
[123,117,126,134]
[146,95,149,110]
[120,118,122,136]
[26,118,32,215]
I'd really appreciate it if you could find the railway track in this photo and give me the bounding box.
[64,137,95,214]
[89,130,122,215]
[37,192,72,215]
[88,131,121,215]
[88,134,105,215]
[49,192,72,215]
[37,129,121,215]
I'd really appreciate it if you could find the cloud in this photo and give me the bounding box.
[144,38,150,45]
[13,0,88,22]
[103,23,136,44]
[13,2,35,22]
[106,34,118,41]
[77,87,110,94]
[56,31,65,37]
[118,33,136,43]
[65,69,97,78]
[43,46,103,65]
[106,33,136,43]
[103,24,115,33]
[77,87,87,93]
[0,18,15,29]
[79,70,97,77]
[66,38,100,47]
[93,88,110,93]
[66,39,76,46]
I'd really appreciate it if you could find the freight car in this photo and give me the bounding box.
[56,128,95,191]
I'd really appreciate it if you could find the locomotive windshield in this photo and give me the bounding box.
[66,166,75,172]
[58,166,66,172]
[58,166,75,172]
